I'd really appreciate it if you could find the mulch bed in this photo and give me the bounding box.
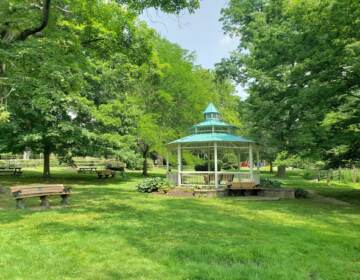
[153,188,194,197]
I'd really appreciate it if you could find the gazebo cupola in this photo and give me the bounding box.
[166,103,261,189]
[204,103,220,120]
[191,103,237,135]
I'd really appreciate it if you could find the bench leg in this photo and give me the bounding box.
[16,199,25,209]
[61,194,70,205]
[40,196,50,208]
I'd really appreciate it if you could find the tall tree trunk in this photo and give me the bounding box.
[269,161,273,173]
[277,165,286,178]
[43,145,51,178]
[142,145,149,176]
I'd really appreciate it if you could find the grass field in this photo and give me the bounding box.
[0,168,359,280]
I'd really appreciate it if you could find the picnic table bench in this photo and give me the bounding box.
[0,167,22,176]
[10,184,71,209]
[77,167,97,173]
[96,169,116,178]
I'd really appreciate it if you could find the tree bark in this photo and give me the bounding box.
[43,145,51,178]
[142,145,149,176]
[277,165,286,177]
[269,161,273,173]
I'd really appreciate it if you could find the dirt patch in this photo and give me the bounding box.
[308,190,351,206]
[162,188,194,197]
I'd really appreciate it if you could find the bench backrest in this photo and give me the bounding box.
[10,184,66,196]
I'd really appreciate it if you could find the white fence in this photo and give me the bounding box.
[167,171,260,188]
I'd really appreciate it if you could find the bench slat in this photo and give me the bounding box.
[11,184,64,193]
[18,189,66,195]
[14,192,69,199]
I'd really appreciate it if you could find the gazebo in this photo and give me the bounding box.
[166,103,261,189]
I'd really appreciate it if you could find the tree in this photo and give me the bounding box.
[133,37,240,175]
[218,0,360,172]
[0,1,157,177]
[0,0,199,43]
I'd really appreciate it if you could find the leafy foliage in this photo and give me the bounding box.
[137,177,171,193]
[295,188,309,199]
[218,0,360,169]
[259,179,282,189]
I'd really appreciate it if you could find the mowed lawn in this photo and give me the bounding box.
[0,168,359,280]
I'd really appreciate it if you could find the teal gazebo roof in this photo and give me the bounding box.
[167,103,253,147]
[192,119,237,128]
[169,133,253,145]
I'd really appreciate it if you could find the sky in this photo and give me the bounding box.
[140,1,247,99]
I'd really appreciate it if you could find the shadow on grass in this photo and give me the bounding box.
[23,194,360,279]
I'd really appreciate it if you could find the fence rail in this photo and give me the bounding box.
[302,167,359,184]
[167,171,260,188]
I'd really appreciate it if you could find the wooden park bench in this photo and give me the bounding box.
[0,167,22,176]
[10,184,71,209]
[227,181,259,196]
[96,169,116,179]
[203,174,234,185]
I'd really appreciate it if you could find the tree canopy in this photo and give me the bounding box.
[218,0,360,172]
[0,0,240,177]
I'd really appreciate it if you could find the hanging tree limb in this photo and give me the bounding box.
[15,0,52,42]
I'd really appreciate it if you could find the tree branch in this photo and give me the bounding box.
[16,0,52,41]
[348,93,360,100]
[82,37,106,46]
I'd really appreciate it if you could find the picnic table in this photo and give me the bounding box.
[77,167,97,173]
[96,169,116,179]
[0,167,22,176]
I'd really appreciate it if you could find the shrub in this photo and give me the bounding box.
[137,177,171,193]
[303,169,317,180]
[259,179,282,188]
[295,188,309,199]
[194,161,223,171]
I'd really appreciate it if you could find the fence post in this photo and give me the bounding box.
[338,167,341,182]
[352,164,357,183]
[326,170,330,186]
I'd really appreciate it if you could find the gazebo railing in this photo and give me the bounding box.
[167,171,260,188]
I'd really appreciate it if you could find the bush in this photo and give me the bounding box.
[194,161,223,171]
[295,188,309,199]
[303,169,317,180]
[137,177,171,193]
[259,179,282,188]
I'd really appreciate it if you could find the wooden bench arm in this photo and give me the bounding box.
[12,190,22,198]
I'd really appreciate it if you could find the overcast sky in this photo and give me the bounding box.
[140,1,247,99]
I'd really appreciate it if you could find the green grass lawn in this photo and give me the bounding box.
[0,168,359,280]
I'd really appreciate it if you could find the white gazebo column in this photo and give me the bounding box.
[177,145,181,186]
[249,144,254,181]
[214,142,218,189]
[256,149,260,172]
